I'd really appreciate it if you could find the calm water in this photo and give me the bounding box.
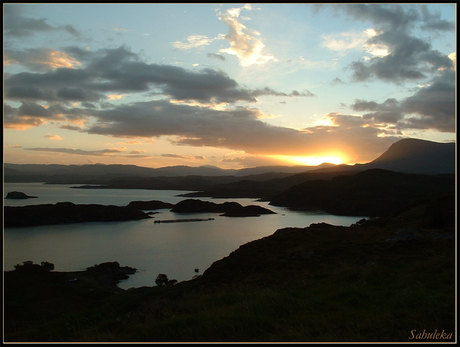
[3,182,366,289]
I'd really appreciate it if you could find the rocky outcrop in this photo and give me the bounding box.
[5,191,37,199]
[126,200,174,210]
[171,198,276,217]
[171,199,241,213]
[85,262,137,291]
[4,202,151,227]
[220,205,276,217]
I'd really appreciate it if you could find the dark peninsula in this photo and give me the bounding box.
[4,202,151,228]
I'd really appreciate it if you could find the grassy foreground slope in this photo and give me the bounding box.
[3,193,455,342]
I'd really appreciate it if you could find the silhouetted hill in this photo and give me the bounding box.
[4,138,455,203]
[366,138,455,174]
[3,163,316,183]
[311,138,455,175]
[269,169,455,217]
[233,164,332,176]
[182,170,360,200]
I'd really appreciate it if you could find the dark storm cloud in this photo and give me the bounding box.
[3,4,81,38]
[6,85,56,101]
[56,88,102,102]
[81,102,97,109]
[62,46,95,62]
[335,4,420,31]
[82,100,267,139]
[419,5,456,31]
[351,69,455,132]
[68,99,394,160]
[399,70,455,132]
[350,30,453,83]
[17,101,58,119]
[328,4,455,84]
[353,98,404,124]
[3,103,37,128]
[249,87,315,98]
[4,102,63,128]
[335,4,454,33]
[4,101,88,129]
[6,95,396,162]
[5,48,66,72]
[4,46,311,105]
[60,124,84,132]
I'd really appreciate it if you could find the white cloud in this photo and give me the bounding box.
[172,35,216,49]
[447,52,456,70]
[217,4,276,67]
[45,133,63,140]
[4,49,82,71]
[322,30,369,51]
[113,26,131,32]
[322,28,389,59]
[108,94,129,100]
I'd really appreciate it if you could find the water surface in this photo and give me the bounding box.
[4,183,366,289]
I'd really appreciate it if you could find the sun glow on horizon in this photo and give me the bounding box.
[291,156,344,166]
[270,154,346,166]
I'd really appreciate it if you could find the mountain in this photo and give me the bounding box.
[3,138,455,188]
[365,138,455,174]
[233,164,331,176]
[182,169,359,200]
[311,138,455,175]
[3,163,322,183]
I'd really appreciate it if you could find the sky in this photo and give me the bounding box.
[3,3,456,169]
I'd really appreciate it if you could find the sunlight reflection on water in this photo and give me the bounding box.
[4,183,366,289]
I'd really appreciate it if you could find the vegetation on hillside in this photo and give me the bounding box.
[4,191,455,342]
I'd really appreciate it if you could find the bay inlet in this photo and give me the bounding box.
[3,182,366,289]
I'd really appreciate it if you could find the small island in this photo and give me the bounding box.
[4,198,276,227]
[4,202,151,227]
[5,191,38,199]
[171,199,276,217]
[127,200,175,210]
[220,205,276,217]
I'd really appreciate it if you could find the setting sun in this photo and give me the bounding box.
[291,156,344,166]
[269,155,346,166]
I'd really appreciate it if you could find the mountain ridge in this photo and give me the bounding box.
[3,138,455,185]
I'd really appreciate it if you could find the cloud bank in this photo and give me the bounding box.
[320,4,455,137]
[3,4,455,166]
